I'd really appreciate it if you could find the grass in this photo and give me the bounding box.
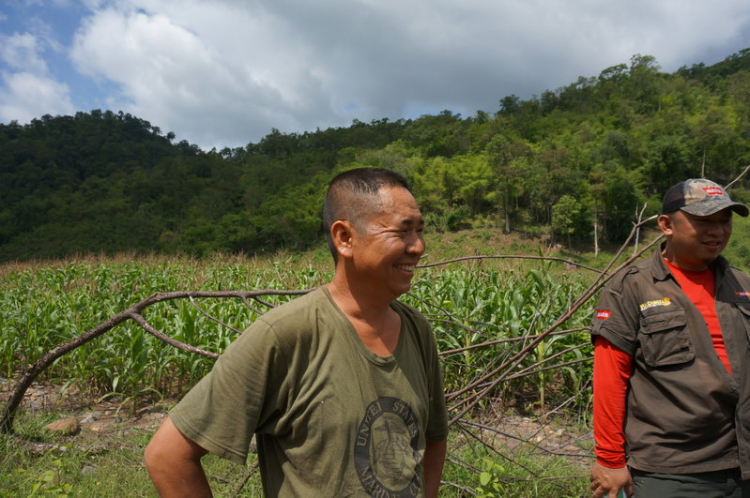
[0,409,263,497]
[0,409,589,497]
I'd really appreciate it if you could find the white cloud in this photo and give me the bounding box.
[0,2,81,123]
[26,16,65,53]
[0,33,48,73]
[0,71,75,122]
[6,0,750,148]
[70,2,338,148]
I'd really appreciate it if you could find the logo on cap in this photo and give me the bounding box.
[703,186,724,196]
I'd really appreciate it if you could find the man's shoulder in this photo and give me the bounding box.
[392,299,429,327]
[720,258,750,287]
[262,287,325,314]
[606,255,655,291]
[230,288,343,359]
[391,299,440,366]
[251,288,330,333]
[723,257,750,277]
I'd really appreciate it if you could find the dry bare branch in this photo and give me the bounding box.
[1,289,310,433]
[418,254,601,272]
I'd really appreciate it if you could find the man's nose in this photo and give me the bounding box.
[406,232,425,255]
[706,221,724,235]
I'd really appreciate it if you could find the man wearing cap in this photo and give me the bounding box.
[589,178,750,497]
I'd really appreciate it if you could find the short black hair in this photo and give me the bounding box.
[323,168,411,261]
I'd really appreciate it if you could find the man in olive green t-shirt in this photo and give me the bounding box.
[144,168,448,497]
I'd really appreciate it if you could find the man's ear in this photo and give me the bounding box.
[658,214,674,236]
[330,220,354,259]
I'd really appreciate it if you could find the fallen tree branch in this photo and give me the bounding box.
[418,254,601,273]
[1,289,310,434]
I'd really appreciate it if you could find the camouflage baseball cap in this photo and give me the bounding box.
[662,178,749,217]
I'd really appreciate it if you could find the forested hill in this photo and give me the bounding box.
[2,50,750,262]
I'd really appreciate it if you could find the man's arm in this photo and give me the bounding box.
[144,417,212,497]
[589,337,633,497]
[423,438,447,498]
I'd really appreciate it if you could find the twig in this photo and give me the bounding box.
[252,296,278,309]
[460,420,591,459]
[457,423,541,478]
[456,423,569,493]
[189,296,243,334]
[418,255,601,273]
[724,164,750,190]
[438,479,477,496]
[439,328,589,357]
[231,462,259,497]
[240,296,266,315]
[130,313,219,359]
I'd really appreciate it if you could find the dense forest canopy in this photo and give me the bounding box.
[2,49,750,262]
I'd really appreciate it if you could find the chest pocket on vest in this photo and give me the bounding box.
[639,309,694,367]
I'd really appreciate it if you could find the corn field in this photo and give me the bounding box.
[0,254,596,406]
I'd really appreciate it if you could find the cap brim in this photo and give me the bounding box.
[731,204,750,217]
[681,202,749,218]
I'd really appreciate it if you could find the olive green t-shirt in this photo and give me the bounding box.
[170,287,448,497]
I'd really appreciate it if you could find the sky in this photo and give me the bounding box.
[1,0,750,151]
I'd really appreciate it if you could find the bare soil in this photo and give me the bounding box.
[2,377,594,472]
[1,378,171,454]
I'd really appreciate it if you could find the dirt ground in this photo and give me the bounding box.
[2,377,594,471]
[1,377,171,455]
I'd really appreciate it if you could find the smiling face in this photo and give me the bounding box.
[659,208,733,270]
[349,186,425,303]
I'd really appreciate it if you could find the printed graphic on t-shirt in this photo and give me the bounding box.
[354,397,421,496]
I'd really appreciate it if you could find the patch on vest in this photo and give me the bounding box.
[639,298,671,311]
[354,397,421,497]
[596,310,611,320]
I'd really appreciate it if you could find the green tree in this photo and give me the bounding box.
[552,195,582,246]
